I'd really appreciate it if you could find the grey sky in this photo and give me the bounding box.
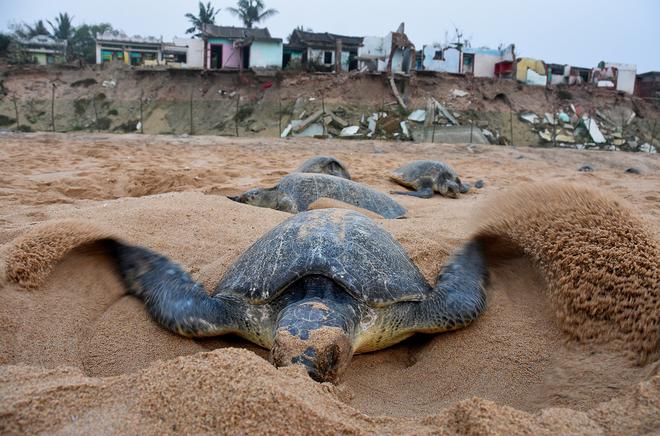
[2,0,659,72]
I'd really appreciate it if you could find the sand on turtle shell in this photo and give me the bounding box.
[0,133,659,434]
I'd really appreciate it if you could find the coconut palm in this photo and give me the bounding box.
[185,1,220,37]
[227,0,278,29]
[13,20,51,39]
[48,13,75,41]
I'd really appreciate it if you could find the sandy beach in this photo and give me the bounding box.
[0,132,658,434]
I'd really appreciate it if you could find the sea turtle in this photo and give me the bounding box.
[108,209,488,383]
[390,160,474,199]
[296,156,351,180]
[228,173,406,219]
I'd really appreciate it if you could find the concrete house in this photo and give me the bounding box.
[516,57,547,86]
[462,44,515,78]
[202,24,282,71]
[162,38,204,69]
[546,64,591,86]
[419,43,462,74]
[635,71,660,99]
[592,61,637,95]
[285,30,362,71]
[358,24,416,75]
[16,35,67,65]
[96,32,163,66]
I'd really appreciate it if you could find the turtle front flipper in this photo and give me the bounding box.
[106,241,249,339]
[390,176,435,198]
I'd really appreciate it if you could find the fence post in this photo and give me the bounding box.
[51,83,56,132]
[469,119,473,144]
[92,94,98,131]
[235,93,240,137]
[509,108,514,146]
[278,92,282,136]
[321,95,327,137]
[139,90,144,134]
[12,96,19,131]
[189,87,194,135]
[650,119,657,150]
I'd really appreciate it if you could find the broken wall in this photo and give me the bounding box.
[604,62,637,95]
[421,45,461,73]
[463,45,514,78]
[173,37,204,69]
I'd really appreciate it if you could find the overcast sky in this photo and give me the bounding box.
[3,0,659,72]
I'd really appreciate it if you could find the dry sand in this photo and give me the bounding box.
[0,132,659,434]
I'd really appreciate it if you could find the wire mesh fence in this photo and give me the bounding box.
[0,93,658,152]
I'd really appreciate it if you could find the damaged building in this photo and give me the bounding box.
[202,24,283,71]
[592,61,637,95]
[635,71,660,99]
[462,44,515,78]
[419,43,462,74]
[285,29,363,71]
[357,23,416,75]
[96,32,163,66]
[14,35,67,65]
[516,57,547,86]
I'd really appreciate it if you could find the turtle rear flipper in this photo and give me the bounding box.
[106,241,247,338]
[388,240,488,334]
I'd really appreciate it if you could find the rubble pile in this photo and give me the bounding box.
[519,104,657,153]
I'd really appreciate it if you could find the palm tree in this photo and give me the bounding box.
[13,20,51,39]
[227,0,278,29]
[185,1,220,37]
[48,13,75,41]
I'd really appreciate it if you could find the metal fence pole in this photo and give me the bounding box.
[189,87,194,135]
[321,95,327,137]
[12,96,19,131]
[92,94,98,131]
[51,83,56,132]
[139,90,144,134]
[235,94,240,137]
[651,119,657,149]
[510,108,514,146]
[469,119,473,144]
[278,92,282,136]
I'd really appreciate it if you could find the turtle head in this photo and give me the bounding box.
[228,187,297,213]
[270,297,355,383]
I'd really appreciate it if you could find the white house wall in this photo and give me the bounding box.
[422,46,461,73]
[604,62,637,94]
[173,37,204,68]
[250,40,283,68]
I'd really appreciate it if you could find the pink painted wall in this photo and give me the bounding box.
[207,41,241,69]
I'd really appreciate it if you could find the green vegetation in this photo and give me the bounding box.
[185,2,220,37]
[227,0,278,29]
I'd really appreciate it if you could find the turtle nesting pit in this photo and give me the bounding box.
[0,133,658,434]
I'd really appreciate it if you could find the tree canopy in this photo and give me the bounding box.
[227,0,278,29]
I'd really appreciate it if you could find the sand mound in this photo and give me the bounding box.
[3,220,118,291]
[474,183,660,363]
[1,349,658,435]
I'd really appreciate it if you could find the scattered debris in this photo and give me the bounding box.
[581,117,606,144]
[639,143,657,153]
[389,76,407,110]
[520,112,540,124]
[408,110,426,123]
[625,167,641,174]
[102,80,116,88]
[578,164,594,172]
[474,180,485,189]
[339,126,360,137]
[451,89,469,98]
[432,98,459,126]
